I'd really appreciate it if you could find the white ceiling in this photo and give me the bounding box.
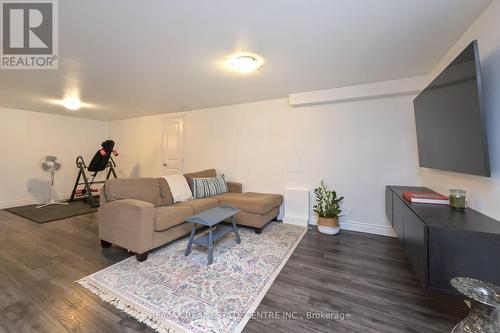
[0,0,492,120]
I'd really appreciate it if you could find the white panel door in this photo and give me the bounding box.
[162,117,185,175]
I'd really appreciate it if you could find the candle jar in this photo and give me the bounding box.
[449,189,467,209]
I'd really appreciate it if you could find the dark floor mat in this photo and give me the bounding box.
[5,200,98,223]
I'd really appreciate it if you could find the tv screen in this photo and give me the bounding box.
[413,40,490,177]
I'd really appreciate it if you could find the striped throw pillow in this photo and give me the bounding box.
[192,175,229,199]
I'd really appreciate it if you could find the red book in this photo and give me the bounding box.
[402,191,449,205]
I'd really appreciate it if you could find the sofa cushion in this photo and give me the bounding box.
[158,178,174,206]
[192,175,228,199]
[215,192,283,214]
[154,205,193,232]
[184,169,217,190]
[175,198,219,214]
[105,178,161,206]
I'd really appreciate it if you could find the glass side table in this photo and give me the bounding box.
[451,277,500,333]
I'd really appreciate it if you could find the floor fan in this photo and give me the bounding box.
[37,156,69,209]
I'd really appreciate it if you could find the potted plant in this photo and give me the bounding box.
[313,181,344,235]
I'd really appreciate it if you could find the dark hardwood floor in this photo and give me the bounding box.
[0,210,467,333]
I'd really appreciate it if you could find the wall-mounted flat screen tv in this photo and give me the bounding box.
[413,40,490,177]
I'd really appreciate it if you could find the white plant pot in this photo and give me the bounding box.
[318,225,340,235]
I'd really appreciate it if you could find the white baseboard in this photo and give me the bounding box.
[283,216,309,227]
[309,217,396,237]
[0,193,71,210]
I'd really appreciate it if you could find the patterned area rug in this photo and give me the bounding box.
[78,222,307,333]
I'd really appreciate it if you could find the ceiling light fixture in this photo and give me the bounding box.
[62,96,82,110]
[47,95,95,111]
[227,53,263,73]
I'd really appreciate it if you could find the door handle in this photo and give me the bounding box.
[162,163,167,167]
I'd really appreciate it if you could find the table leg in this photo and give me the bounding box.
[208,227,214,265]
[232,216,241,244]
[185,224,196,256]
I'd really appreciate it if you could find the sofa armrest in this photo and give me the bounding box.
[227,181,242,193]
[98,199,155,253]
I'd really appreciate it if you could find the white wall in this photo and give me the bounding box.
[109,94,421,236]
[0,107,108,208]
[420,0,500,221]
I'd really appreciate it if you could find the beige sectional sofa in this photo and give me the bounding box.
[98,169,282,261]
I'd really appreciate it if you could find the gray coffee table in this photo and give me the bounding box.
[184,206,241,265]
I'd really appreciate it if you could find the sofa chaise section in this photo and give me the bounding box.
[214,192,282,233]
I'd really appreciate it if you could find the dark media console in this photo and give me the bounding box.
[386,185,500,295]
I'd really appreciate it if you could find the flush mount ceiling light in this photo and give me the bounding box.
[227,53,263,73]
[48,94,95,111]
[62,96,82,110]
